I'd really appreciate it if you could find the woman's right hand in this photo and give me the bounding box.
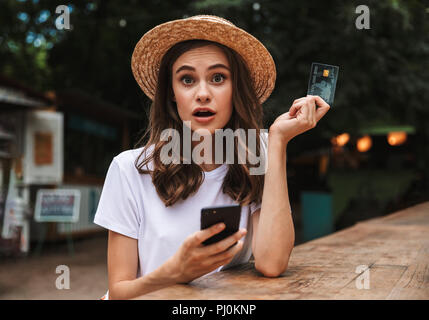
[167,223,247,284]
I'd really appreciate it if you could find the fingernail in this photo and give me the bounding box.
[218,223,225,229]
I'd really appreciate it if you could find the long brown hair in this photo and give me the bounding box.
[134,39,265,207]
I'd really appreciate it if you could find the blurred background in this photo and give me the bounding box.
[0,0,428,299]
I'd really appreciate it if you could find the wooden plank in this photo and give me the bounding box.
[358,201,429,227]
[333,264,408,299]
[386,245,429,299]
[136,201,429,300]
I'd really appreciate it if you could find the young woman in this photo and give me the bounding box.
[94,15,330,300]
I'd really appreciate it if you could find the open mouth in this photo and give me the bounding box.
[192,109,216,117]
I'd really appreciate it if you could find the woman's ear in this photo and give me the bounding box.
[172,94,176,102]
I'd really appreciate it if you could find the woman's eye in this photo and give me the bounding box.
[212,73,225,83]
[181,76,193,85]
[180,73,226,86]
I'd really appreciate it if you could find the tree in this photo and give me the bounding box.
[2,0,428,174]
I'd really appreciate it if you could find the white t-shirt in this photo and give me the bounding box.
[94,132,268,280]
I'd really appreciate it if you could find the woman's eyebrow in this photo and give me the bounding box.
[175,63,230,74]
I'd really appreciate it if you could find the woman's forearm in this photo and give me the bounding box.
[253,132,295,276]
[109,258,178,300]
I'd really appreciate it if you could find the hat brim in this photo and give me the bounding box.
[131,17,276,104]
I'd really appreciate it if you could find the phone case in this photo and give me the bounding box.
[200,204,241,245]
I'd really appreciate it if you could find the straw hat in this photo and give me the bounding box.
[131,15,276,104]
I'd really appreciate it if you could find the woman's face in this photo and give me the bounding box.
[172,44,233,135]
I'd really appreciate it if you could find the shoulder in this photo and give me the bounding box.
[112,144,155,173]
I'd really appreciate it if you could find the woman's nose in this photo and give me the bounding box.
[196,82,211,102]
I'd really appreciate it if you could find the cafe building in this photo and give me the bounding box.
[0,76,142,256]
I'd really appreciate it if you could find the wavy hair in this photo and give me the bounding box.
[134,39,265,207]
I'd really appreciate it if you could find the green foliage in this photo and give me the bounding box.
[1,0,428,163]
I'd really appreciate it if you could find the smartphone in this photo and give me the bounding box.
[200,204,241,246]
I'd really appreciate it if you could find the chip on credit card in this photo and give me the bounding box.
[307,62,339,106]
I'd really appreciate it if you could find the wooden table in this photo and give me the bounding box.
[137,202,429,299]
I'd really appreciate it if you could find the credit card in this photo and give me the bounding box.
[307,62,339,106]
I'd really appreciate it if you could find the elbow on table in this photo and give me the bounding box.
[254,260,288,278]
[254,242,294,278]
[109,282,131,300]
[108,285,121,300]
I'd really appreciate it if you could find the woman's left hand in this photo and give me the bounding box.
[269,95,331,145]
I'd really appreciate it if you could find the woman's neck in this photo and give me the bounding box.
[191,134,224,171]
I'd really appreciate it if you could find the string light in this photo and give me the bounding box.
[331,133,350,147]
[387,131,407,146]
[357,135,372,152]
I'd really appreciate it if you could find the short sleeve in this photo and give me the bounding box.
[249,201,261,215]
[93,157,141,239]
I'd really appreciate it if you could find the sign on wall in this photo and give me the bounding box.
[34,189,80,223]
[24,111,63,184]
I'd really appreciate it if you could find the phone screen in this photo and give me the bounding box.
[200,204,241,245]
